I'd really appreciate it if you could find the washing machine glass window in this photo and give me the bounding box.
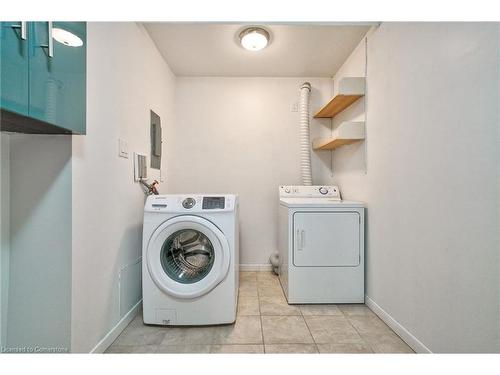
[160,229,215,284]
[146,215,231,299]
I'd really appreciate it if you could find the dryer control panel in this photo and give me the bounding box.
[279,185,341,200]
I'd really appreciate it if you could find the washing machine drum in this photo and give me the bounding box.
[161,229,215,284]
[147,215,231,299]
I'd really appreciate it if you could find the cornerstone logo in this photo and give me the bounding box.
[1,346,68,353]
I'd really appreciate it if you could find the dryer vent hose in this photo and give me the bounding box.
[269,252,279,275]
[299,82,312,186]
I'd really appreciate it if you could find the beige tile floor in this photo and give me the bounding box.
[106,271,414,354]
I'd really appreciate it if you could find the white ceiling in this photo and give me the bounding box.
[143,23,371,77]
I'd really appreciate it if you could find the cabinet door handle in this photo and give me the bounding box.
[40,22,54,58]
[296,229,302,251]
[10,21,27,40]
[47,21,53,58]
[301,230,305,249]
[21,21,26,40]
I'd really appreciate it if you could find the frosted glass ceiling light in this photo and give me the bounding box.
[52,28,83,47]
[239,27,270,51]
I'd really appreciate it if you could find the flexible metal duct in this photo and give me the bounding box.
[299,82,312,185]
[269,83,313,274]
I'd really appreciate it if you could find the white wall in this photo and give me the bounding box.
[0,134,9,348]
[331,23,500,353]
[7,134,72,351]
[169,77,333,266]
[71,22,175,352]
[329,35,367,184]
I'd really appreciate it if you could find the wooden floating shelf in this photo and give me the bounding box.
[314,77,365,119]
[313,121,365,151]
[313,137,362,150]
[314,94,363,118]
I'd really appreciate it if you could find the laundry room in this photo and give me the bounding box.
[0,1,499,372]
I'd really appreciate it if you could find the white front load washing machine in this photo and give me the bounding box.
[142,194,239,325]
[278,186,364,304]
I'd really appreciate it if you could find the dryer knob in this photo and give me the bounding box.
[319,187,329,195]
[182,197,196,209]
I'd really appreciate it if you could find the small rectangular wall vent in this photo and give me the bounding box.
[119,258,142,318]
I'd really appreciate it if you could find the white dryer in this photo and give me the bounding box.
[142,194,239,325]
[278,186,364,304]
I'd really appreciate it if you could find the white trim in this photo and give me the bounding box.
[239,263,273,272]
[365,295,432,354]
[90,300,142,353]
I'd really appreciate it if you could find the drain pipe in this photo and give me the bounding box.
[299,82,312,186]
[269,252,279,275]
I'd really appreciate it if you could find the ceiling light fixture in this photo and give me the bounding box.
[239,27,270,51]
[52,28,83,47]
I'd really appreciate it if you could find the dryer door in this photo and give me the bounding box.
[293,211,360,267]
[146,215,231,299]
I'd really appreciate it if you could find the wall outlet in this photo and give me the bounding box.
[118,139,129,158]
[290,102,298,112]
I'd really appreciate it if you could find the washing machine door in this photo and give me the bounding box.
[146,215,231,299]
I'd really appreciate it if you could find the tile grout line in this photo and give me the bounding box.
[139,273,404,354]
[120,277,377,354]
[340,309,376,354]
[342,306,414,352]
[275,273,317,351]
[296,296,321,353]
[301,311,320,353]
[255,273,266,353]
[294,292,321,353]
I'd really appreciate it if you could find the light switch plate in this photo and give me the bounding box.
[119,139,129,158]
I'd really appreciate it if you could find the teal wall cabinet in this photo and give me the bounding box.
[0,21,86,134]
[0,22,29,116]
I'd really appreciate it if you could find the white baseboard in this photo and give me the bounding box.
[239,264,273,272]
[365,295,432,354]
[90,300,142,353]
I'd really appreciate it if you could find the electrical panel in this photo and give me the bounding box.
[150,110,162,170]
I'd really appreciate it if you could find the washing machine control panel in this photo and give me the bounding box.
[145,195,237,212]
[202,196,225,209]
[279,185,341,199]
[182,197,196,209]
